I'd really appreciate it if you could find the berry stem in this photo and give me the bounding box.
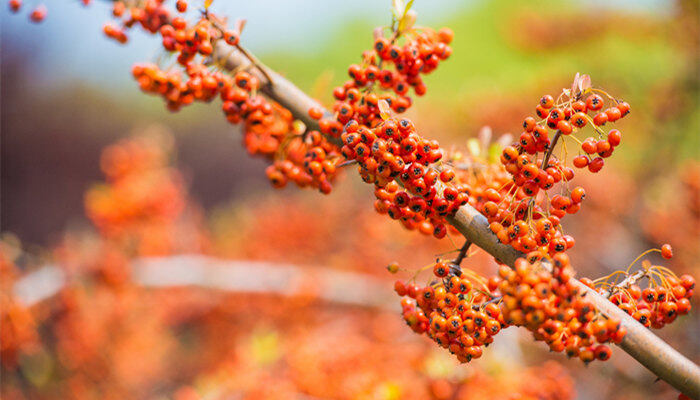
[606,268,648,298]
[452,240,472,266]
[542,131,562,170]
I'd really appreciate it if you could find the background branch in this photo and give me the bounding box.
[14,256,395,309]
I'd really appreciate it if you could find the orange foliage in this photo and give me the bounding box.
[83,128,209,256]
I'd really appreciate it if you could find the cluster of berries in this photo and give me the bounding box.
[110,1,342,193]
[484,184,576,257]
[477,76,631,257]
[103,0,171,44]
[106,1,465,219]
[263,129,342,193]
[606,275,694,329]
[582,246,695,329]
[341,117,466,238]
[84,134,186,240]
[316,25,453,132]
[394,260,505,363]
[0,250,39,370]
[83,130,210,257]
[497,255,625,363]
[569,96,629,171]
[305,24,463,236]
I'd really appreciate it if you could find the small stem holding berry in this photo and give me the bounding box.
[542,131,562,169]
[452,240,472,266]
[606,268,649,298]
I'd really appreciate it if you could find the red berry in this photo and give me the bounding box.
[539,94,554,109]
[586,94,604,111]
[29,4,46,22]
[588,157,604,173]
[607,129,622,147]
[661,244,673,259]
[573,155,589,168]
[593,112,608,126]
[9,0,21,12]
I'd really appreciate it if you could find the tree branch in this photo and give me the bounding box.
[209,41,700,398]
[14,257,396,310]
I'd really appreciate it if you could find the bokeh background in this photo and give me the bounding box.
[1,0,698,399]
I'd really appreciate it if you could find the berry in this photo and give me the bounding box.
[661,244,673,259]
[29,4,46,22]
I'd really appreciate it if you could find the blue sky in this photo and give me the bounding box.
[1,0,665,90]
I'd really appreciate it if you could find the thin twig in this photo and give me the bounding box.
[542,131,562,169]
[338,160,358,168]
[606,268,649,298]
[453,240,472,266]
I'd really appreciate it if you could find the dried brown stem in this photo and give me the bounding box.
[606,268,648,298]
[542,130,561,169]
[452,240,472,266]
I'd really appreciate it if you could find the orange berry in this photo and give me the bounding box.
[661,244,673,259]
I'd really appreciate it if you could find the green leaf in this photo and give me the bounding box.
[488,143,502,164]
[405,0,415,14]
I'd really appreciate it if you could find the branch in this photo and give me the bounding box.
[212,41,340,147]
[452,240,472,266]
[14,256,396,310]
[210,43,700,398]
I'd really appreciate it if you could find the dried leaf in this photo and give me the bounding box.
[234,18,247,35]
[378,99,391,120]
[488,143,502,163]
[496,133,513,148]
[571,72,580,96]
[292,120,306,136]
[204,0,213,10]
[580,74,592,92]
[406,0,415,13]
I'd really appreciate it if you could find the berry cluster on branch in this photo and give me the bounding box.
[580,247,695,330]
[7,0,699,396]
[497,255,624,363]
[484,76,631,258]
[395,257,504,363]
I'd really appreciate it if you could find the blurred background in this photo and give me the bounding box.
[1,0,698,399]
